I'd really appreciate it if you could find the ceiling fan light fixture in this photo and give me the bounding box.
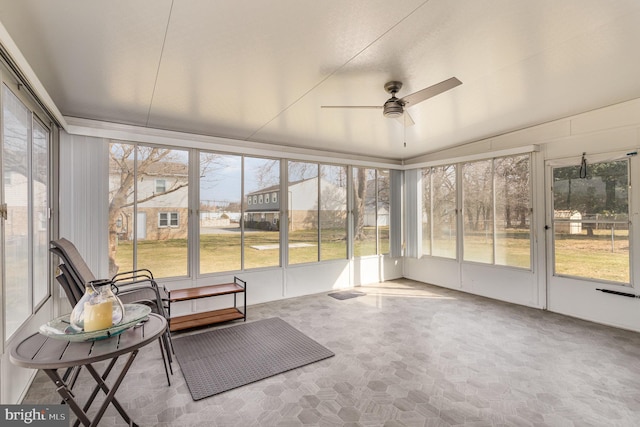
[383,98,404,118]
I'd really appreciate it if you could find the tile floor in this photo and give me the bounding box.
[23,279,640,426]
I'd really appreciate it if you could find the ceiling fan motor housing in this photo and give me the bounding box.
[383,97,404,118]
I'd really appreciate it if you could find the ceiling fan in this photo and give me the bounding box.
[321,77,462,127]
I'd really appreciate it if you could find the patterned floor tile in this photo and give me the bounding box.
[20,279,640,426]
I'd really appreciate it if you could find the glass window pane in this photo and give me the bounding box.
[135,146,189,278]
[200,153,241,274]
[552,159,629,283]
[421,168,431,256]
[244,157,280,269]
[320,165,347,261]
[432,165,457,258]
[109,142,135,276]
[353,167,377,256]
[288,161,319,264]
[32,120,49,306]
[495,155,531,268]
[463,160,493,263]
[377,169,390,254]
[2,85,31,338]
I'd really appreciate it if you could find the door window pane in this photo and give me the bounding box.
[552,159,629,283]
[432,165,457,258]
[353,167,377,256]
[495,155,531,268]
[3,85,31,338]
[200,153,241,274]
[288,162,319,264]
[320,165,347,261]
[463,160,493,263]
[244,157,280,269]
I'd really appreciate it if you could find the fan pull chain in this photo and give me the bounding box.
[403,114,407,148]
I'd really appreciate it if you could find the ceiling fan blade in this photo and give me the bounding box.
[400,77,462,107]
[394,111,415,127]
[321,105,382,109]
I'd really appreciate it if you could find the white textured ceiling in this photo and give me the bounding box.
[1,0,640,161]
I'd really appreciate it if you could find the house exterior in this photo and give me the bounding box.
[110,160,189,241]
[246,177,347,231]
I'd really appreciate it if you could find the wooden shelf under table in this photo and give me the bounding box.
[168,282,245,303]
[170,307,244,332]
[168,278,247,332]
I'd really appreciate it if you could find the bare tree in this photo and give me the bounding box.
[108,144,222,275]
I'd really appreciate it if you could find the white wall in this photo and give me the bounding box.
[404,97,640,331]
[58,133,109,278]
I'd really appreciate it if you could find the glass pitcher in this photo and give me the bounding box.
[70,279,125,332]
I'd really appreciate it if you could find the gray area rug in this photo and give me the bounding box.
[173,317,334,400]
[328,290,367,300]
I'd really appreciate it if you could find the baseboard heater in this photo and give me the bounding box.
[596,288,640,298]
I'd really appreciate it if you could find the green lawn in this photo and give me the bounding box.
[113,227,630,283]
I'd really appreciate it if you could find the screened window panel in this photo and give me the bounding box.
[431,165,457,259]
[199,153,242,274]
[377,169,390,255]
[495,155,531,268]
[353,167,377,256]
[244,157,280,269]
[421,168,431,256]
[135,147,189,278]
[2,85,31,338]
[32,119,49,307]
[463,160,494,263]
[288,161,319,264]
[320,165,347,261]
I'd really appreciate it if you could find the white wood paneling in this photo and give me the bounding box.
[58,132,109,278]
[285,261,350,298]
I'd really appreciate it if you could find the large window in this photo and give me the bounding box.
[287,162,348,264]
[2,85,50,339]
[462,155,531,268]
[552,159,629,283]
[199,152,242,274]
[422,165,457,259]
[244,157,280,269]
[109,143,189,278]
[107,143,395,277]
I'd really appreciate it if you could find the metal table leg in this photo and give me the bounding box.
[44,351,140,427]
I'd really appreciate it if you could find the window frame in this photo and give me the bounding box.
[158,211,179,228]
[155,178,166,193]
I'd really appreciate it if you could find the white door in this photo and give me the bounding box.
[545,154,633,318]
